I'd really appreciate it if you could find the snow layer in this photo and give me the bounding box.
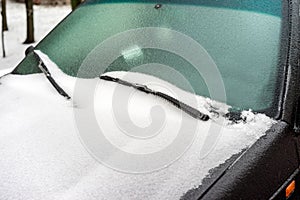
[0,51,276,200]
[0,1,70,73]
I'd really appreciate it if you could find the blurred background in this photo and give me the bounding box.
[0,0,77,73]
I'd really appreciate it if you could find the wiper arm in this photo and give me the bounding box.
[25,46,71,100]
[99,75,210,121]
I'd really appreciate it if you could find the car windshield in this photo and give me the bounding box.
[14,0,283,117]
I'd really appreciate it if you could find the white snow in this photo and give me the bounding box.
[0,51,276,200]
[0,0,70,75]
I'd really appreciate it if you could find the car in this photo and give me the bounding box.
[0,0,299,199]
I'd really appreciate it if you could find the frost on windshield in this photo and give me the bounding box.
[0,51,276,200]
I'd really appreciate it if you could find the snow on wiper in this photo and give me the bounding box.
[99,75,210,121]
[25,46,71,100]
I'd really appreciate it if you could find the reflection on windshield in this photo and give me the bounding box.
[14,0,282,116]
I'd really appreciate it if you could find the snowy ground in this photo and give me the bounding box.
[0,0,70,74]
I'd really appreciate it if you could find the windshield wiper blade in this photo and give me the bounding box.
[25,46,71,100]
[99,75,209,121]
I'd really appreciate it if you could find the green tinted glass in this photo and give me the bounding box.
[14,0,282,113]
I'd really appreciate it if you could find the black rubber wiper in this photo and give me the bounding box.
[25,46,71,100]
[99,75,210,121]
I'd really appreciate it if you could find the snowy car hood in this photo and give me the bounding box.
[0,52,276,200]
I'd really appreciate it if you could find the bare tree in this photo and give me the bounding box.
[1,0,6,57]
[24,0,34,44]
[1,0,8,31]
[71,0,81,10]
[1,23,5,58]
